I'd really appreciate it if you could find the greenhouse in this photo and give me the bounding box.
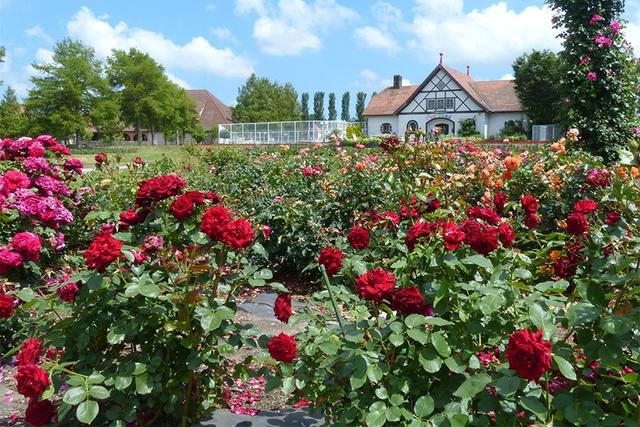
[218,120,349,144]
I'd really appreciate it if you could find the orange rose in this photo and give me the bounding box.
[504,155,521,171]
[631,166,640,179]
[549,250,561,261]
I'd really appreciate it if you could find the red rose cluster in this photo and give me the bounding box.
[565,198,598,236]
[505,329,552,381]
[267,333,297,362]
[0,231,43,275]
[521,195,541,229]
[200,205,255,250]
[83,231,123,272]
[318,246,344,276]
[135,174,187,206]
[170,190,208,220]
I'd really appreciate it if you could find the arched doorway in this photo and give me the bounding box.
[406,120,418,132]
[426,118,455,135]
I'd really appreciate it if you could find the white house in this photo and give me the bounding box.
[363,57,528,139]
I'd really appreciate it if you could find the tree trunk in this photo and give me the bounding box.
[151,124,155,145]
[136,117,142,146]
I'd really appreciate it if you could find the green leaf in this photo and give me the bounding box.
[318,341,338,355]
[389,394,404,406]
[367,365,383,384]
[494,376,520,396]
[17,288,35,302]
[453,374,492,398]
[252,242,268,258]
[414,396,435,418]
[366,408,387,427]
[419,350,442,373]
[462,255,493,272]
[135,373,152,395]
[424,317,453,326]
[407,328,429,344]
[389,333,404,347]
[513,268,532,279]
[479,292,506,316]
[520,396,547,420]
[600,316,632,335]
[63,387,87,405]
[132,363,146,375]
[107,328,125,345]
[553,355,576,380]
[88,386,110,400]
[254,268,273,280]
[139,283,160,298]
[282,377,295,394]
[431,332,451,357]
[404,314,426,328]
[87,374,105,384]
[567,303,600,326]
[391,258,407,269]
[350,356,367,390]
[114,376,132,390]
[76,400,99,424]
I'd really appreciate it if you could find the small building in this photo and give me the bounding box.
[363,56,527,139]
[186,89,233,142]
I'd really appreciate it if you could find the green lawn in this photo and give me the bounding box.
[72,145,194,165]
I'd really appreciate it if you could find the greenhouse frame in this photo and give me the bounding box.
[217,120,349,144]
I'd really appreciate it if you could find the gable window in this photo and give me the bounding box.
[406,120,418,132]
[446,98,455,110]
[380,123,392,134]
[437,99,445,111]
[427,99,436,111]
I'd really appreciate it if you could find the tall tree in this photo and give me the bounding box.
[355,92,367,122]
[513,50,565,125]
[341,91,350,121]
[91,94,123,142]
[0,46,5,86]
[313,91,325,120]
[25,38,109,142]
[547,0,640,161]
[328,93,337,120]
[300,92,309,121]
[232,73,301,122]
[0,86,29,138]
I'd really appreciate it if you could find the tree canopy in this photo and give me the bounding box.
[355,92,367,122]
[328,93,337,120]
[232,74,301,122]
[0,87,29,138]
[300,93,310,121]
[341,92,350,121]
[313,92,325,120]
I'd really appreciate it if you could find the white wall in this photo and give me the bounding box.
[487,112,528,138]
[367,116,399,137]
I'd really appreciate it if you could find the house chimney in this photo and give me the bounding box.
[439,52,444,65]
[466,65,471,76]
[393,75,403,89]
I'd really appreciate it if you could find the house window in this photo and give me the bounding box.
[446,98,455,110]
[437,99,445,111]
[406,120,418,131]
[380,123,392,134]
[427,99,436,111]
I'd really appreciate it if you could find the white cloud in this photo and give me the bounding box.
[211,26,240,44]
[409,2,561,65]
[354,26,398,53]
[25,25,54,44]
[67,7,253,78]
[0,50,31,98]
[237,0,358,56]
[166,72,191,89]
[35,48,53,63]
[371,1,403,27]
[500,73,514,80]
[205,3,216,11]
[359,69,411,90]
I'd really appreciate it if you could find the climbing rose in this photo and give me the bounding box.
[347,226,370,250]
[16,338,43,366]
[16,364,50,398]
[24,399,56,426]
[497,222,515,247]
[521,195,539,214]
[200,206,231,241]
[135,174,186,206]
[11,232,42,262]
[406,220,437,251]
[610,20,621,33]
[267,333,297,363]
[391,287,425,314]
[566,212,589,235]
[573,199,598,214]
[442,222,465,250]
[57,283,79,302]
[274,294,292,323]
[505,329,552,381]
[605,210,621,225]
[222,218,255,249]
[83,232,123,272]
[524,213,541,229]
[355,268,395,303]
[318,246,344,276]
[0,292,16,318]
[170,194,195,220]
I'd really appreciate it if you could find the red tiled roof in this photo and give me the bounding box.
[186,89,233,129]
[363,65,525,116]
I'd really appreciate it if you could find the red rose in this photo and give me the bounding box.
[406,221,437,251]
[524,213,541,229]
[171,195,195,220]
[274,294,292,323]
[267,333,297,363]
[83,232,123,272]
[2,170,31,194]
[11,232,42,262]
[24,399,56,426]
[347,226,370,250]
[262,225,272,240]
[135,174,187,206]
[605,210,621,225]
[0,292,16,318]
[461,220,483,244]
[355,268,395,303]
[16,364,50,398]
[318,246,344,276]
[222,218,255,249]
[425,198,441,213]
[468,228,499,255]
[497,222,515,247]
[16,338,43,367]
[505,329,552,381]
[379,211,400,227]
[184,191,205,205]
[442,222,465,250]
[573,199,598,214]
[205,192,221,203]
[119,208,148,227]
[566,212,589,235]
[0,246,24,274]
[467,206,501,225]
[521,195,539,214]
[57,283,79,302]
[391,287,425,314]
[94,152,108,165]
[553,256,578,278]
[200,206,231,241]
[494,193,509,214]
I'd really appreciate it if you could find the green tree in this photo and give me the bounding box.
[547,0,640,161]
[0,46,5,86]
[355,92,367,122]
[341,91,350,121]
[513,49,565,125]
[313,91,325,120]
[25,38,109,143]
[328,93,337,120]
[232,73,300,122]
[91,94,123,142]
[0,86,29,138]
[301,92,309,120]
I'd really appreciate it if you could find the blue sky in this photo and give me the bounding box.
[2,0,640,114]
